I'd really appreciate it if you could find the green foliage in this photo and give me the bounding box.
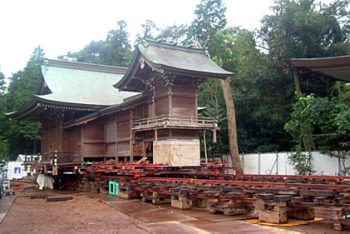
[289,145,315,175]
[191,0,227,46]
[61,20,132,67]
[260,0,349,60]
[285,94,350,148]
[139,20,159,40]
[285,94,350,174]
[156,25,194,45]
[0,71,5,95]
[0,46,44,159]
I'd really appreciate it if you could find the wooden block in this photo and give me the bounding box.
[287,208,314,220]
[291,196,303,203]
[223,208,247,216]
[255,199,266,210]
[47,196,73,202]
[191,198,209,209]
[273,195,291,202]
[259,210,288,224]
[333,222,343,231]
[171,196,192,210]
[30,194,47,199]
[256,193,274,200]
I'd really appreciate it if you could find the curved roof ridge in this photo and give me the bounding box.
[43,59,128,74]
[144,39,205,54]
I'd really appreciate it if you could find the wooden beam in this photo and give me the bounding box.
[293,68,302,96]
[221,77,243,174]
[203,130,208,164]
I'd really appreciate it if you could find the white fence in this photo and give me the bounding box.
[237,151,350,176]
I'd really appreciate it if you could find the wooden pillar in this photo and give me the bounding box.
[212,129,217,143]
[58,114,64,153]
[129,110,134,161]
[168,85,173,116]
[221,77,243,174]
[115,115,119,162]
[154,129,158,162]
[292,67,315,151]
[293,68,302,96]
[203,130,208,164]
[152,86,156,117]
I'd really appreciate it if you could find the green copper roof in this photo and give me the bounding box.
[115,40,232,91]
[38,59,137,106]
[139,40,232,76]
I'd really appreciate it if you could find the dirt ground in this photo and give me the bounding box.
[0,186,347,234]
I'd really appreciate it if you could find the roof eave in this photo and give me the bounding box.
[114,49,141,90]
[35,95,107,110]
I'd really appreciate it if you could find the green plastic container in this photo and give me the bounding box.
[108,180,119,195]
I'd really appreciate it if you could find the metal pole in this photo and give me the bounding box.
[155,129,158,162]
[258,152,261,175]
[276,151,279,175]
[203,130,208,164]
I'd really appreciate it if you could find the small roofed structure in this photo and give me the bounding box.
[7,40,232,172]
[291,55,350,95]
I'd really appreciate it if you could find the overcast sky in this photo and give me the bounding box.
[0,0,276,77]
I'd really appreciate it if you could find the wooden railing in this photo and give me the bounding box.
[133,115,218,130]
[42,151,82,164]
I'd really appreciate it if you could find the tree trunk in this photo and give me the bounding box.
[293,69,316,151]
[220,77,243,174]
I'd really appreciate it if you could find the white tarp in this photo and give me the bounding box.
[36,173,54,190]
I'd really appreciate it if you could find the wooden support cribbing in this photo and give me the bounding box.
[152,192,171,204]
[313,206,346,231]
[287,208,315,220]
[255,195,288,224]
[210,200,251,216]
[141,191,153,203]
[171,195,192,210]
[118,189,140,199]
[191,197,210,209]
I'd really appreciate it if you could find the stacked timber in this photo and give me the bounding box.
[81,161,350,230]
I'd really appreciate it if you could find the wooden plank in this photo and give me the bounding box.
[46,196,74,202]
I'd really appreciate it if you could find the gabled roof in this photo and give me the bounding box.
[115,40,232,91]
[39,59,137,106]
[7,59,139,120]
[291,55,350,82]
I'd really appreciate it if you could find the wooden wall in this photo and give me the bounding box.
[171,84,197,117]
[40,75,201,164]
[81,119,105,158]
[41,116,63,160]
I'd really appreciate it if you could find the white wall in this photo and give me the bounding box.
[240,151,350,176]
[7,161,27,179]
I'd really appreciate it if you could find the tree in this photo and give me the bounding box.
[1,46,44,159]
[139,20,159,40]
[285,94,350,174]
[156,24,194,45]
[0,71,5,95]
[260,0,349,96]
[61,20,132,67]
[192,0,242,172]
[191,0,227,46]
[0,70,9,161]
[257,0,350,153]
[103,20,132,66]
